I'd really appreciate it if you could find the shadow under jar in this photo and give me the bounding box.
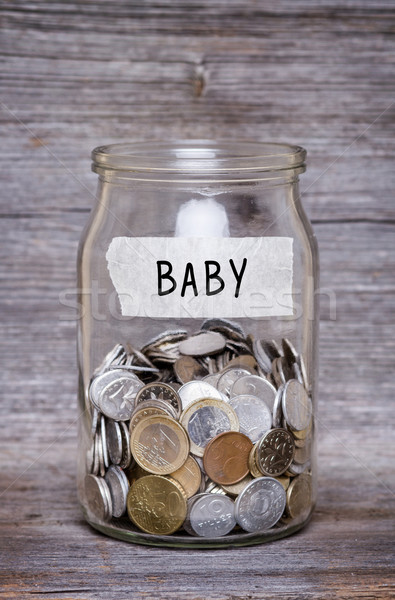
[77,140,319,548]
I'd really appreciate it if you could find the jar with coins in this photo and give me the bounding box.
[77,141,319,547]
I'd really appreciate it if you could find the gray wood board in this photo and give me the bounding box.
[1,1,395,599]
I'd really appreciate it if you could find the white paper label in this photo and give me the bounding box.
[106,237,293,319]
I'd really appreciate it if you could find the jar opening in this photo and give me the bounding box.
[91,140,306,181]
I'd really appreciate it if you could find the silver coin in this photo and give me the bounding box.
[99,415,110,469]
[179,331,226,357]
[286,460,311,476]
[93,344,127,376]
[90,368,140,408]
[282,379,312,431]
[178,381,223,410]
[228,394,272,443]
[96,431,106,477]
[104,465,129,518]
[230,375,277,412]
[202,373,222,387]
[90,406,99,438]
[98,374,143,421]
[118,421,132,469]
[110,364,160,373]
[259,340,283,362]
[272,357,286,388]
[235,477,286,533]
[86,441,95,474]
[189,493,236,537]
[282,338,299,365]
[106,419,123,465]
[292,361,304,385]
[273,384,285,428]
[201,318,246,339]
[298,354,310,392]
[183,494,207,535]
[217,368,251,397]
[92,433,99,476]
[253,339,272,373]
[84,474,112,521]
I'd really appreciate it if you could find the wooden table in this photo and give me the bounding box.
[1,2,394,598]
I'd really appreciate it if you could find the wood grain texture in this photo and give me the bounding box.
[1,1,395,598]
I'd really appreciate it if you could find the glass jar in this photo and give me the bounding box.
[77,140,319,548]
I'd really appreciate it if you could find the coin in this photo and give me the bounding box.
[119,420,132,469]
[202,373,222,387]
[95,431,105,477]
[228,394,272,443]
[127,474,187,534]
[189,493,236,537]
[90,406,99,438]
[248,443,262,478]
[86,441,95,474]
[275,475,290,491]
[179,331,226,357]
[294,437,312,464]
[272,384,284,428]
[135,382,182,417]
[235,477,286,532]
[98,374,143,421]
[256,428,295,477]
[222,474,253,497]
[99,415,110,469]
[282,379,312,431]
[272,357,286,388]
[84,474,112,521]
[130,414,189,475]
[224,354,257,373]
[286,460,311,477]
[205,480,227,495]
[286,474,312,519]
[201,317,246,339]
[104,465,129,518]
[217,368,251,397]
[203,431,253,485]
[170,455,202,499]
[178,380,223,410]
[174,355,207,384]
[90,369,141,411]
[180,398,239,457]
[253,339,272,373]
[231,374,277,411]
[282,338,299,365]
[129,403,175,435]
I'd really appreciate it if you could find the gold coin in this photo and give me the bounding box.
[180,397,239,457]
[129,403,173,436]
[286,473,312,519]
[127,475,187,534]
[124,462,151,485]
[291,418,313,440]
[130,414,189,475]
[170,455,202,498]
[248,443,261,478]
[274,475,290,491]
[222,474,253,497]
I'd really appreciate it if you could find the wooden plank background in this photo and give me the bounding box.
[1,1,394,598]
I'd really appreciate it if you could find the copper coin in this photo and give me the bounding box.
[174,355,207,384]
[203,431,253,485]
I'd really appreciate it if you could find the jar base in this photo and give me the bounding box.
[82,505,314,549]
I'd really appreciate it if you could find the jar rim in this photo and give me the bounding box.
[91,140,306,176]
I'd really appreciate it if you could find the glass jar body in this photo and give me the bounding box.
[77,142,318,548]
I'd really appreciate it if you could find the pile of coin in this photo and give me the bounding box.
[84,319,313,538]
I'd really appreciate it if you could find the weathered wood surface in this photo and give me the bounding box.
[1,1,395,598]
